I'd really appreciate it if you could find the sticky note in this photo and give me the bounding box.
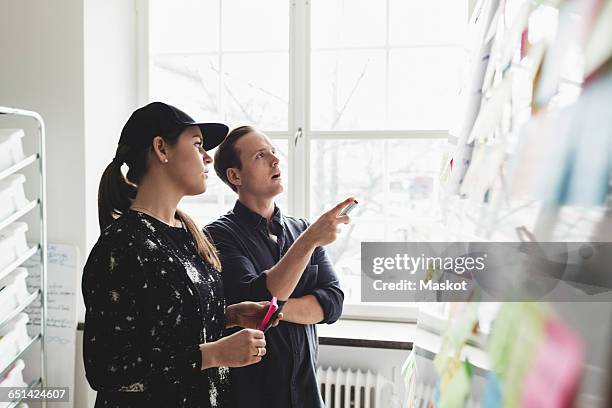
[401,349,417,407]
[438,360,473,408]
[520,318,584,408]
[482,372,502,408]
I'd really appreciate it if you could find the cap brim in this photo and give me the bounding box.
[194,123,229,151]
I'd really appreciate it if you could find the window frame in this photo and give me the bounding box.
[137,0,463,322]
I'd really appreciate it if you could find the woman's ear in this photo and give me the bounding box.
[152,136,169,163]
[227,168,241,188]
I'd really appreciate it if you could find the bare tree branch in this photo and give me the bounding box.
[330,59,370,129]
[153,58,218,112]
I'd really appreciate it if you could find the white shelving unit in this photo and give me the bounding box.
[0,107,47,408]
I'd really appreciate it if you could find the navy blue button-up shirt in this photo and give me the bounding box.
[204,200,344,408]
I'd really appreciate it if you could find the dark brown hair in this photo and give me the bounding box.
[98,129,221,270]
[213,125,256,192]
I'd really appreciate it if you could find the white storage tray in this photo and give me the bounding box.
[0,313,31,373]
[0,223,29,271]
[0,268,31,322]
[0,174,29,222]
[0,359,27,408]
[0,129,26,173]
[0,359,26,387]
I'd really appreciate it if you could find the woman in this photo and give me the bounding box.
[82,102,277,407]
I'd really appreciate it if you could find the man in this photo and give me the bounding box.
[204,125,353,408]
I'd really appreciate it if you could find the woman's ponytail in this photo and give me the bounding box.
[176,209,221,271]
[97,128,222,273]
[97,159,137,231]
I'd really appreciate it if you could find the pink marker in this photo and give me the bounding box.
[257,297,279,332]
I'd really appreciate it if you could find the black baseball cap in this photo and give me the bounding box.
[115,102,228,163]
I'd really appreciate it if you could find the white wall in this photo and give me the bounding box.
[84,0,139,256]
[0,0,86,266]
[82,1,139,406]
[80,3,139,405]
[1,1,138,406]
[0,1,86,406]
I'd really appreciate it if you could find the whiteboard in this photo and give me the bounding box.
[24,243,78,408]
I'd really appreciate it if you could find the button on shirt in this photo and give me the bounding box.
[204,200,344,408]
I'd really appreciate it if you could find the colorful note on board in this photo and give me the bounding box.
[487,302,549,408]
[401,349,417,408]
[438,360,473,408]
[520,318,584,408]
[501,303,548,408]
[482,372,503,408]
[584,0,612,79]
[433,302,479,373]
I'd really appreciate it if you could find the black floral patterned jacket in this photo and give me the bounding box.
[82,210,229,408]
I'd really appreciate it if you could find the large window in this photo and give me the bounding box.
[143,0,468,318]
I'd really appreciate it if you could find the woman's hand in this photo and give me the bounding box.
[200,328,267,368]
[225,301,283,329]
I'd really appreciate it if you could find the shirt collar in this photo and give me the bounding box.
[233,199,283,230]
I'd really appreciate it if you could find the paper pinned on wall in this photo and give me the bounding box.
[508,116,547,197]
[460,144,506,201]
[533,0,584,109]
[438,360,473,408]
[537,70,612,208]
[446,0,501,196]
[467,73,513,145]
[433,302,479,374]
[402,349,418,408]
[452,0,502,141]
[482,372,503,408]
[497,303,548,408]
[584,0,612,78]
[520,318,584,408]
[500,0,534,68]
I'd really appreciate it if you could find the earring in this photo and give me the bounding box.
[163,159,169,163]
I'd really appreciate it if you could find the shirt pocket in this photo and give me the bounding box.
[291,264,319,297]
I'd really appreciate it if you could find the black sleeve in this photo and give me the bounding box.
[204,224,272,304]
[298,218,344,324]
[82,234,202,392]
[310,244,345,324]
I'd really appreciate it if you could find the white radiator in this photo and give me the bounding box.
[317,366,397,408]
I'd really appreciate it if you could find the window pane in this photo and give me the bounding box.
[310,139,447,303]
[311,0,386,49]
[149,0,290,131]
[389,0,467,46]
[272,139,289,211]
[150,55,223,122]
[310,47,463,130]
[149,0,219,54]
[180,139,289,226]
[310,0,468,131]
[222,0,289,52]
[388,47,463,130]
[310,50,386,130]
[222,53,289,130]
